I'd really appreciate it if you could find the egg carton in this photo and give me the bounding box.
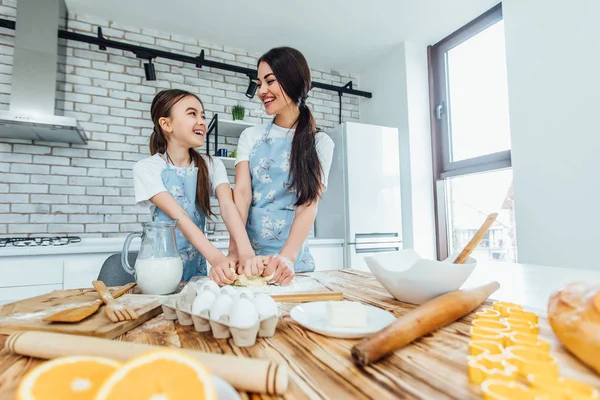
[160,280,280,347]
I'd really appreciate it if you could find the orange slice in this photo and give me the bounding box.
[95,350,217,400]
[17,356,121,400]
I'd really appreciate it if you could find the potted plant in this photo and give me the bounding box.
[232,105,245,121]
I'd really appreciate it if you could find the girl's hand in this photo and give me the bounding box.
[227,250,239,264]
[263,254,295,285]
[209,256,237,286]
[237,253,266,277]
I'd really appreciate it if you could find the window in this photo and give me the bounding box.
[429,3,517,262]
[446,169,517,262]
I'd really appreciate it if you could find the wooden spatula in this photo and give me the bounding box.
[453,213,498,264]
[43,283,136,323]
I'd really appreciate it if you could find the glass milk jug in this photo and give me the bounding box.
[122,221,183,295]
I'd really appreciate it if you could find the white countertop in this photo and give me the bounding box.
[461,261,600,316]
[0,236,344,257]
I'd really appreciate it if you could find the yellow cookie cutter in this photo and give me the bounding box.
[476,308,502,321]
[527,375,599,399]
[469,340,505,357]
[493,301,523,317]
[471,319,511,336]
[505,331,550,353]
[467,353,518,384]
[481,379,548,400]
[470,328,506,345]
[507,307,539,324]
[504,346,559,379]
[505,317,539,335]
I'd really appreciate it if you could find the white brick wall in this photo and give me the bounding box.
[0,0,360,238]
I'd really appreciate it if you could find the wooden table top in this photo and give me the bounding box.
[1,268,600,399]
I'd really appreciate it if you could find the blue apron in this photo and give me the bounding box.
[247,122,315,272]
[152,154,207,281]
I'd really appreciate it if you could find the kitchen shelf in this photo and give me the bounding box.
[216,156,236,170]
[218,119,255,137]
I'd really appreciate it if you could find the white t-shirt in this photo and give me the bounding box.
[235,123,335,190]
[133,153,230,212]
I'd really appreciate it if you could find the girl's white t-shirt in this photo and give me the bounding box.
[235,123,335,190]
[133,153,230,212]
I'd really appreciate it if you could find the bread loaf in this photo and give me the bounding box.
[547,282,600,374]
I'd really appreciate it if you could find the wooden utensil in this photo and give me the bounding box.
[43,283,136,323]
[271,291,344,303]
[351,281,500,366]
[453,213,498,264]
[92,280,138,322]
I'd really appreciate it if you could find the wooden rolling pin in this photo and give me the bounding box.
[351,281,500,366]
[2,331,287,395]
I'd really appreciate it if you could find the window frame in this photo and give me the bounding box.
[427,2,510,260]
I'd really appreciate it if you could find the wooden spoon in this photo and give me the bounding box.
[453,213,498,264]
[43,283,136,323]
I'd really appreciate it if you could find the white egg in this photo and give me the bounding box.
[197,280,220,296]
[220,285,236,297]
[191,290,217,315]
[254,294,278,319]
[233,288,254,301]
[209,293,233,322]
[229,297,259,329]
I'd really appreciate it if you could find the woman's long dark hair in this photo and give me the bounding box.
[149,89,213,217]
[258,47,322,206]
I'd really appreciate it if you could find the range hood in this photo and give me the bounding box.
[0,0,87,144]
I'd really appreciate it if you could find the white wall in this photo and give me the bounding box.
[503,0,600,269]
[360,43,436,259]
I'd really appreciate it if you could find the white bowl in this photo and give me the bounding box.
[364,249,476,305]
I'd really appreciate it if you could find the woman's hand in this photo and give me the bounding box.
[237,253,266,277]
[263,254,295,285]
[209,256,237,286]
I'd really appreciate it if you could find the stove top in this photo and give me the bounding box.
[0,236,82,248]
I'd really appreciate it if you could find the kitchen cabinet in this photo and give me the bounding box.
[63,253,116,290]
[0,252,116,304]
[0,257,64,287]
[310,243,344,271]
[0,284,63,305]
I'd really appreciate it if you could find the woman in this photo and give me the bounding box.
[133,89,263,284]
[231,47,335,285]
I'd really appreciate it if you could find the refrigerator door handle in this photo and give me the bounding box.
[355,233,400,240]
[354,233,401,245]
[355,246,400,254]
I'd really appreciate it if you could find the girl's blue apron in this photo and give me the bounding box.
[152,154,207,281]
[246,122,315,272]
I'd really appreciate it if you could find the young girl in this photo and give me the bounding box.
[231,47,335,285]
[133,89,263,285]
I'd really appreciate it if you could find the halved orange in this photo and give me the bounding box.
[17,356,121,400]
[95,350,217,400]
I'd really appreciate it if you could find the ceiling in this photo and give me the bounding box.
[64,0,501,73]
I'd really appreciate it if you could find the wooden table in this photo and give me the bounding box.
[1,266,600,399]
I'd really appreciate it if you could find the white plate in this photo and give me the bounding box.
[289,301,396,339]
[212,375,241,400]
